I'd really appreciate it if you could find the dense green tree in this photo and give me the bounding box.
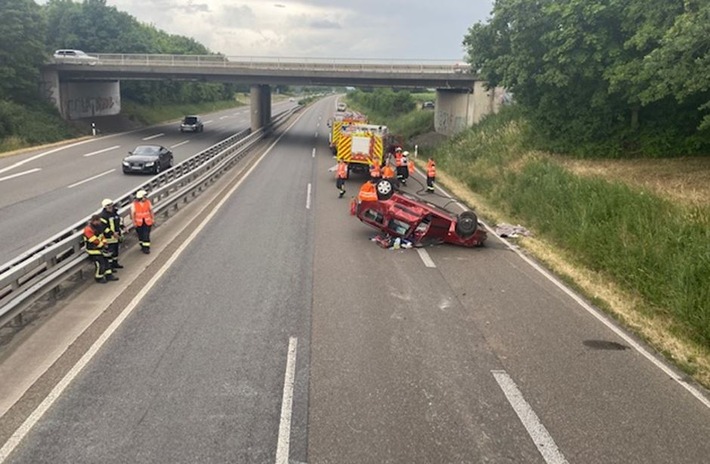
[640,2,710,130]
[0,0,47,102]
[464,0,710,156]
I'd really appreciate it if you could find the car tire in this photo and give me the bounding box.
[375,179,394,200]
[168,157,174,167]
[455,211,478,237]
[155,164,161,174]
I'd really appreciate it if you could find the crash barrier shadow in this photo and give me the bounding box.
[0,106,300,328]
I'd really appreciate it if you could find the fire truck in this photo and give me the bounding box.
[335,123,392,177]
[328,112,368,155]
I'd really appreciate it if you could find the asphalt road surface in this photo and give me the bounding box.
[1,98,710,463]
[0,100,296,264]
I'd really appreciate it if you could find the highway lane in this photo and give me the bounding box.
[2,98,710,463]
[0,101,295,264]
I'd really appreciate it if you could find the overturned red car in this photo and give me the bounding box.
[353,179,487,247]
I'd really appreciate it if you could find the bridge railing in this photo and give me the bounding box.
[0,107,299,328]
[67,53,471,74]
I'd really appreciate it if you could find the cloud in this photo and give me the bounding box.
[103,0,493,59]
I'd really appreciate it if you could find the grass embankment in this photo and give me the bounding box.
[344,92,435,142]
[427,107,710,387]
[120,95,248,125]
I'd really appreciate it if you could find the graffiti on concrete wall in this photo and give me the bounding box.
[67,96,116,117]
[63,81,121,119]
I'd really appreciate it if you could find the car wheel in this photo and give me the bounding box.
[375,179,394,200]
[455,211,478,237]
[154,163,161,174]
[168,157,174,167]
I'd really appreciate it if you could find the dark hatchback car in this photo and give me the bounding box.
[122,145,174,174]
[354,179,487,248]
[180,115,204,133]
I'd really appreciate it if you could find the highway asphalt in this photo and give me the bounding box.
[1,98,709,463]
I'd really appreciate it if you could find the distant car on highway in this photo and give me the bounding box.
[53,49,98,65]
[354,179,487,248]
[122,145,173,174]
[422,101,435,109]
[179,115,204,133]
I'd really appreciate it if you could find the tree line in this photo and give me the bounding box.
[0,0,240,143]
[464,0,710,157]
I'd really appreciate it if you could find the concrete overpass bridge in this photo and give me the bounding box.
[41,54,504,135]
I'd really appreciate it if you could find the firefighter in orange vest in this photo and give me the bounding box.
[358,180,378,202]
[83,214,118,283]
[426,157,436,192]
[131,190,154,254]
[394,147,408,185]
[369,160,381,182]
[336,160,348,198]
[405,151,415,178]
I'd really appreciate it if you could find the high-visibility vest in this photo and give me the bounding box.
[382,165,395,179]
[407,159,415,175]
[358,182,378,202]
[427,160,436,177]
[83,224,105,255]
[394,152,403,167]
[132,199,154,226]
[336,162,348,179]
[369,163,381,178]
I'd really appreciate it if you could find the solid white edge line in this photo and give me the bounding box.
[426,173,710,410]
[141,133,164,141]
[306,183,312,210]
[314,132,318,138]
[311,148,315,158]
[0,168,41,183]
[416,248,436,268]
[66,169,115,189]
[492,370,568,464]
[82,145,120,157]
[275,337,298,464]
[0,106,311,463]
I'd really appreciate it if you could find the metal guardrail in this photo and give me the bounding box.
[0,107,299,328]
[55,53,472,74]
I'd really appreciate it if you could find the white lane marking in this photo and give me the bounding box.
[141,133,164,141]
[66,169,115,189]
[489,225,710,409]
[0,168,41,183]
[82,145,120,157]
[416,248,436,268]
[316,123,320,128]
[311,148,315,158]
[275,337,298,464]
[0,102,314,464]
[204,120,214,124]
[306,183,312,209]
[421,175,710,410]
[0,139,97,175]
[170,140,190,149]
[314,132,318,138]
[492,370,568,464]
[219,116,229,120]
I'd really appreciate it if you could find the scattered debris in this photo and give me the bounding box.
[495,223,532,238]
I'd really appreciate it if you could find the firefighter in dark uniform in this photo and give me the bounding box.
[83,214,119,283]
[99,199,124,269]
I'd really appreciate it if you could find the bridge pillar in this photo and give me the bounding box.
[434,82,505,136]
[40,69,62,117]
[250,84,271,131]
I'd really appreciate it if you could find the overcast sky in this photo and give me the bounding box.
[103,0,494,60]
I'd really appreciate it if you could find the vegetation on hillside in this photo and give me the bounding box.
[0,0,242,151]
[464,0,710,157]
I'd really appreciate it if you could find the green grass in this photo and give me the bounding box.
[121,97,245,125]
[433,108,710,347]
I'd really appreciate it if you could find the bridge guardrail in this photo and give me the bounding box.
[0,107,299,328]
[59,53,471,74]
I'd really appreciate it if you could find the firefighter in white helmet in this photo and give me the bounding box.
[130,190,154,254]
[99,198,124,269]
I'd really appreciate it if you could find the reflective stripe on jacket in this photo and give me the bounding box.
[83,225,106,255]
